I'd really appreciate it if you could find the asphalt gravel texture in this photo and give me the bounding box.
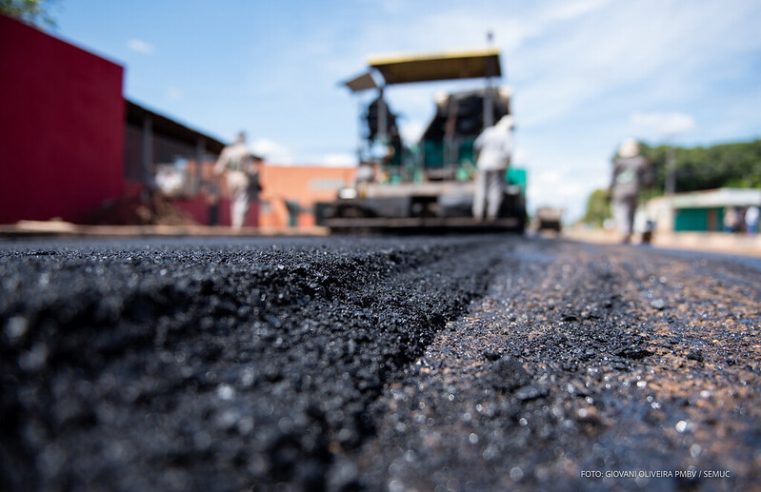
[0,236,759,491]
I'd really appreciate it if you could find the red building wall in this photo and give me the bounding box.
[0,15,125,224]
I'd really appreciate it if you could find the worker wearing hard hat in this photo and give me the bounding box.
[473,115,514,221]
[608,138,649,243]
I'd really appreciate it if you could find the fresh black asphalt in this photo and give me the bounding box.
[1,236,759,491]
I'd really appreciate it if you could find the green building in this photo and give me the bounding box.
[643,188,761,232]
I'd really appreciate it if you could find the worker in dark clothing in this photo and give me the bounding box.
[203,181,220,226]
[608,138,649,243]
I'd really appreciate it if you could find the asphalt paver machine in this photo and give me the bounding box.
[323,48,527,233]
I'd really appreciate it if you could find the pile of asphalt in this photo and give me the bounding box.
[0,237,507,491]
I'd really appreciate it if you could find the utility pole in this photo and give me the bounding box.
[483,31,495,129]
[665,146,676,195]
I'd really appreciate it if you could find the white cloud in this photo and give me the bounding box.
[166,86,184,101]
[513,146,529,165]
[400,120,425,143]
[530,169,584,212]
[127,38,154,55]
[251,138,294,164]
[630,111,696,137]
[541,0,611,22]
[319,153,356,167]
[527,165,608,221]
[515,0,761,127]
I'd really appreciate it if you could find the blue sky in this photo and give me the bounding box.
[51,0,761,218]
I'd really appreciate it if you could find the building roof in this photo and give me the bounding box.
[670,188,761,208]
[125,99,227,154]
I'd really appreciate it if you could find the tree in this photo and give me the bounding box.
[0,0,56,28]
[581,188,611,227]
[639,139,761,193]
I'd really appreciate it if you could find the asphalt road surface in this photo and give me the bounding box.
[0,236,759,491]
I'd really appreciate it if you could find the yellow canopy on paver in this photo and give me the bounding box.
[343,48,502,91]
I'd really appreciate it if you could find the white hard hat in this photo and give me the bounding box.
[619,138,640,158]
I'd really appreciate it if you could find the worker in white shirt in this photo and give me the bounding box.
[473,115,514,221]
[214,131,262,230]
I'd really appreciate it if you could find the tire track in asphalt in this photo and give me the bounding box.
[602,246,761,487]
[352,241,760,491]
